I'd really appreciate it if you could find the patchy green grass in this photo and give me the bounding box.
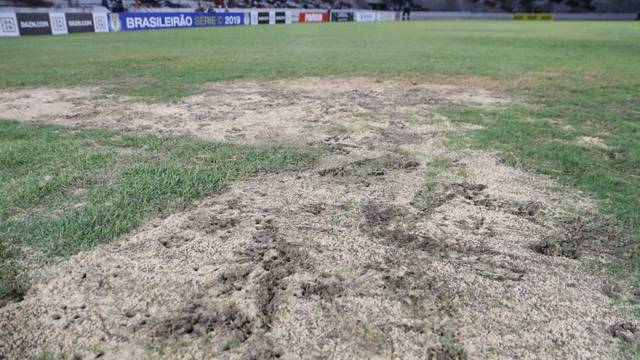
[443,72,640,273]
[0,120,316,301]
[0,20,639,297]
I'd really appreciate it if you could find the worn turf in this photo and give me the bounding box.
[0,120,315,301]
[1,20,637,269]
[1,20,640,355]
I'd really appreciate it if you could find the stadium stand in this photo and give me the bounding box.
[0,0,104,7]
[1,0,638,12]
[0,0,109,12]
[0,0,362,10]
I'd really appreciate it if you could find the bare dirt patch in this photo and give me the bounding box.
[0,77,508,145]
[577,136,609,149]
[0,78,634,359]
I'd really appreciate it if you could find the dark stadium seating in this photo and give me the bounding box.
[0,0,637,12]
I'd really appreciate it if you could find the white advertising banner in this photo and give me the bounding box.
[376,11,396,21]
[49,12,68,35]
[0,12,19,36]
[92,12,109,32]
[355,11,376,22]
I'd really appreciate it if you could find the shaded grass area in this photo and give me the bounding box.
[0,120,316,301]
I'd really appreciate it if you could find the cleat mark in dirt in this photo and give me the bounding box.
[318,155,420,178]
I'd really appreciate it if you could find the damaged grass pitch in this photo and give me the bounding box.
[442,75,640,277]
[0,120,317,303]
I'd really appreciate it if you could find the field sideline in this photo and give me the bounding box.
[1,21,639,358]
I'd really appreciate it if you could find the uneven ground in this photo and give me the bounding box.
[0,77,637,359]
[0,21,639,359]
[0,77,507,144]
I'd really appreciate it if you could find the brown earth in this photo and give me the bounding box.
[0,77,635,359]
[0,77,506,145]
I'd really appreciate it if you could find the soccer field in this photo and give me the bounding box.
[0,21,638,95]
[1,21,639,358]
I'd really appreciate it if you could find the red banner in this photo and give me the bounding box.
[298,11,329,23]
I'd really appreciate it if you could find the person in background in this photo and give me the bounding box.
[101,0,110,10]
[402,0,411,21]
[113,0,124,12]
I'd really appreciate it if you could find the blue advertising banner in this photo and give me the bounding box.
[112,12,244,31]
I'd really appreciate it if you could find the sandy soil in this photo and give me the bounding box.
[576,136,609,149]
[0,77,507,145]
[0,78,636,359]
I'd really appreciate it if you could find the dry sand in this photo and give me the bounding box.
[0,77,636,359]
